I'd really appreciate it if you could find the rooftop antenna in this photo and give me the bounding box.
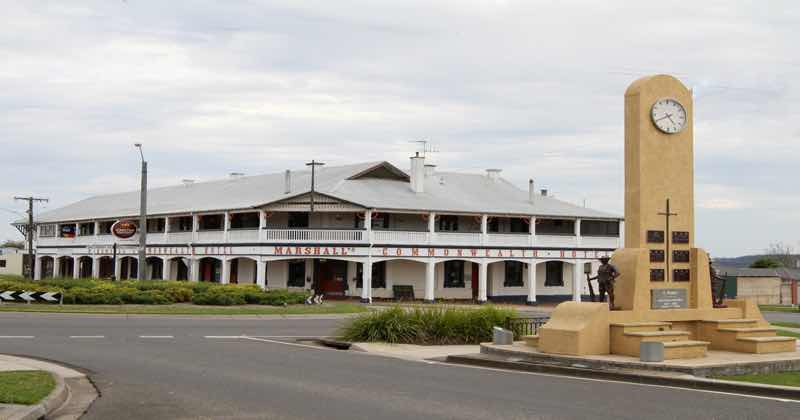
[409,140,439,158]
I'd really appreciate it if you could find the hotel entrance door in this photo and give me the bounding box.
[314,260,348,297]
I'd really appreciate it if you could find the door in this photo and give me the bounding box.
[315,260,348,296]
[471,262,479,299]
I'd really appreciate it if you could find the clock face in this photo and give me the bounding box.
[651,98,687,134]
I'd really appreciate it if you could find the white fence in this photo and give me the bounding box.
[262,229,364,243]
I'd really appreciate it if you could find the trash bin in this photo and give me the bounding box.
[640,341,664,362]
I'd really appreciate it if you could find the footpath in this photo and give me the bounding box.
[0,355,96,420]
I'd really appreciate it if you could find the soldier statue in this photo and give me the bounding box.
[589,256,620,310]
[709,259,727,308]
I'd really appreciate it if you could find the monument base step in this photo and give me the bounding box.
[663,340,709,359]
[522,335,539,347]
[735,337,797,354]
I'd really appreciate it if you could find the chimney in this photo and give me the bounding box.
[182,179,195,187]
[486,169,501,182]
[540,188,548,197]
[284,170,292,194]
[410,152,425,193]
[424,164,436,177]
[528,179,535,203]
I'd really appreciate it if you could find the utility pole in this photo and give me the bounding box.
[13,196,49,280]
[135,143,147,280]
[305,160,325,213]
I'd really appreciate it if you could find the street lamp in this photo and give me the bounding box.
[134,143,147,280]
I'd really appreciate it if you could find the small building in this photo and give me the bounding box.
[716,266,800,305]
[0,247,27,277]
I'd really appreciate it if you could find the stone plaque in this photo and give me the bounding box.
[649,249,665,263]
[650,268,665,282]
[647,230,665,243]
[672,231,690,244]
[651,288,688,309]
[673,269,690,282]
[672,250,690,263]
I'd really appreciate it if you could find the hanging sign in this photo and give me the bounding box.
[111,220,138,239]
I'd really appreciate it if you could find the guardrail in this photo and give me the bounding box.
[504,316,550,339]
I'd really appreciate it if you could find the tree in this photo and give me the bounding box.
[750,257,782,269]
[1,240,24,249]
[765,242,796,269]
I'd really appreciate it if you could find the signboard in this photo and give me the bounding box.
[651,288,688,309]
[111,220,137,239]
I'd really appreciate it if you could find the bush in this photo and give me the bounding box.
[192,287,247,306]
[340,306,517,345]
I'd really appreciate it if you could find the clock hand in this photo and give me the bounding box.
[655,114,670,122]
[666,114,676,125]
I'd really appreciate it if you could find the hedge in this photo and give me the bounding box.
[340,306,518,345]
[0,275,309,306]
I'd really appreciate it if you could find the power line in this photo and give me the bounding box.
[13,196,49,280]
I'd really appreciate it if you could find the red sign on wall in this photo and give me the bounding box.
[111,220,137,239]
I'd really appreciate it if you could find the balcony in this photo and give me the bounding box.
[196,230,225,243]
[263,229,364,243]
[228,229,259,242]
[486,233,532,247]
[433,232,482,246]
[372,230,430,244]
[581,236,621,249]
[536,234,577,247]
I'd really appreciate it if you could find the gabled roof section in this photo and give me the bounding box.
[346,161,409,182]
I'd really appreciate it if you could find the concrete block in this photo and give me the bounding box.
[493,327,513,345]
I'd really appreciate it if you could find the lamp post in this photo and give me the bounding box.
[134,143,147,280]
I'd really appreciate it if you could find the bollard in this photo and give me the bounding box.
[492,326,514,345]
[640,341,664,362]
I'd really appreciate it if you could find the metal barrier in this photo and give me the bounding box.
[503,316,549,339]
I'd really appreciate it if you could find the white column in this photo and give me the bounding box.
[527,260,537,305]
[113,257,121,280]
[163,258,172,281]
[360,259,372,303]
[618,219,625,248]
[258,210,266,241]
[256,260,266,289]
[192,214,199,242]
[480,214,488,246]
[34,257,42,280]
[428,212,436,244]
[530,216,537,246]
[224,212,230,242]
[478,261,488,303]
[94,221,100,238]
[221,258,230,284]
[91,257,100,278]
[73,257,80,279]
[364,210,372,243]
[190,258,200,282]
[572,260,582,302]
[53,257,61,278]
[575,218,582,246]
[164,217,170,242]
[425,260,435,303]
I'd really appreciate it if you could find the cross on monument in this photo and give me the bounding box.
[657,198,678,281]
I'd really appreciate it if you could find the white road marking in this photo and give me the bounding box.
[69,335,105,338]
[139,335,174,338]
[203,335,333,339]
[204,335,246,339]
[243,336,334,351]
[0,335,34,338]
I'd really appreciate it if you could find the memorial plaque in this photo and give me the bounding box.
[647,230,665,243]
[651,288,688,309]
[673,268,690,282]
[650,268,665,282]
[672,231,690,244]
[672,250,690,263]
[649,249,665,263]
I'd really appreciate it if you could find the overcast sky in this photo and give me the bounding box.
[1,1,798,257]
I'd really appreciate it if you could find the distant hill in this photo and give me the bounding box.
[714,254,799,268]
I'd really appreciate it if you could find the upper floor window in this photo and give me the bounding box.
[536,219,575,235]
[59,224,76,238]
[438,215,459,232]
[147,218,165,233]
[288,212,309,228]
[509,218,528,233]
[38,224,56,238]
[230,212,260,229]
[580,220,620,237]
[172,216,193,232]
[98,221,115,235]
[79,222,95,236]
[199,214,223,231]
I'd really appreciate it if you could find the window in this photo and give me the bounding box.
[230,212,260,229]
[174,216,193,232]
[536,219,575,235]
[59,224,76,238]
[356,261,386,288]
[438,215,459,232]
[504,261,524,287]
[288,212,309,228]
[39,224,56,237]
[487,217,499,233]
[288,261,306,287]
[580,220,620,237]
[509,218,528,233]
[147,218,165,233]
[544,261,564,287]
[78,223,95,236]
[373,213,390,229]
[444,260,465,288]
[199,214,223,230]
[0,260,6,268]
[97,221,115,235]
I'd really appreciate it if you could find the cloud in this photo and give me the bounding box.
[1,0,798,257]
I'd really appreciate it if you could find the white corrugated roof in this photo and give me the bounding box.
[26,161,620,224]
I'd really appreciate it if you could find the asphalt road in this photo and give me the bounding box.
[0,313,798,420]
[764,311,800,324]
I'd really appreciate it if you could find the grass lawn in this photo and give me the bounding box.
[0,371,55,405]
[717,371,800,388]
[760,305,800,313]
[776,330,800,339]
[771,322,800,329]
[0,302,369,316]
